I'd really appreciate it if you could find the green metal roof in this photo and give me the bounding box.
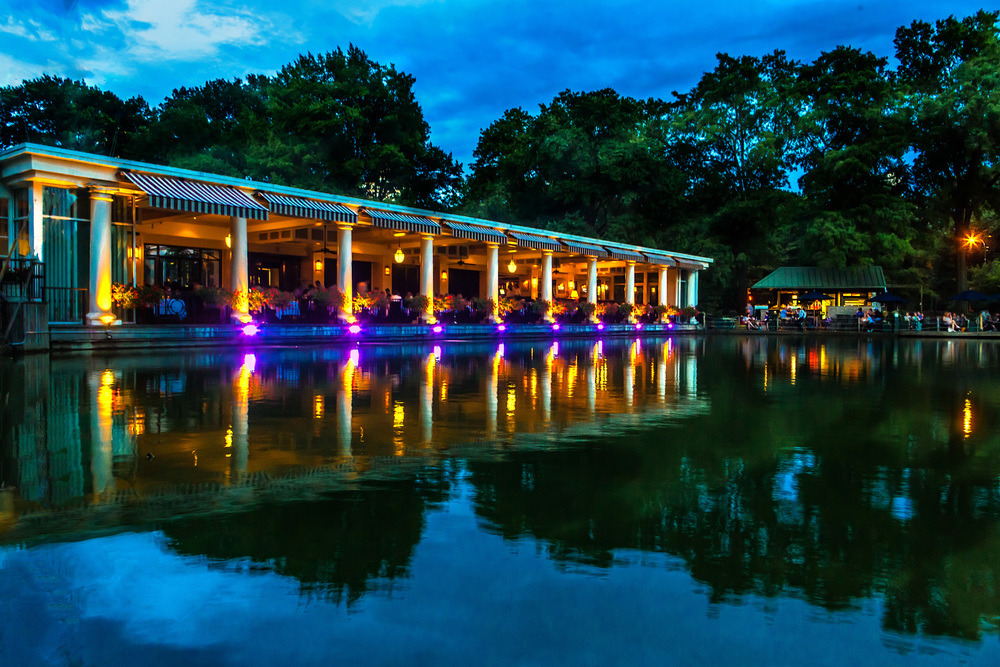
[752,266,887,291]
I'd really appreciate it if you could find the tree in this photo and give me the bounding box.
[895,11,1000,292]
[267,46,462,209]
[0,75,151,157]
[670,51,802,305]
[792,47,918,277]
[464,89,683,242]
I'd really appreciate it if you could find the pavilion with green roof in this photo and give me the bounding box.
[751,266,887,310]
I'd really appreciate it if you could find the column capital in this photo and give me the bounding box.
[338,223,354,232]
[542,249,553,256]
[626,260,636,267]
[88,186,116,202]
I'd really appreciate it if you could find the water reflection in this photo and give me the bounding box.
[2,336,1000,650]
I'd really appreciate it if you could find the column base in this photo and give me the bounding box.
[86,312,119,326]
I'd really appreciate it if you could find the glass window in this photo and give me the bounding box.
[143,244,221,289]
[0,197,8,257]
[43,187,89,221]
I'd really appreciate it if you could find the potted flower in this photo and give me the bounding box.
[578,301,596,323]
[618,301,636,322]
[471,297,495,322]
[194,286,231,324]
[679,305,698,324]
[310,286,343,323]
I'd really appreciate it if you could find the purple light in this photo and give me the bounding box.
[241,324,259,336]
[432,325,443,333]
[552,324,560,331]
[597,324,605,331]
[668,323,675,329]
[348,324,361,334]
[497,324,506,332]
[635,323,643,330]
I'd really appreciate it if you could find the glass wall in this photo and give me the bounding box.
[144,245,221,289]
[111,196,135,286]
[0,196,8,257]
[43,187,90,322]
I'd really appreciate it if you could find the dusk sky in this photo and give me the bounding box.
[0,0,989,170]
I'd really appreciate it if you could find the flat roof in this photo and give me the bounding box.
[0,142,713,266]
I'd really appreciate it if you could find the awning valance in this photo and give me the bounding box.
[121,171,268,220]
[642,252,676,266]
[605,247,644,262]
[508,231,562,253]
[561,240,608,257]
[444,221,508,245]
[259,192,356,223]
[365,209,440,235]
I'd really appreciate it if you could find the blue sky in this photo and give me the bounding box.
[0,0,989,169]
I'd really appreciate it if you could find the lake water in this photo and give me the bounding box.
[1,335,999,665]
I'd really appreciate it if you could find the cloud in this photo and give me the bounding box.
[0,16,59,41]
[85,0,275,61]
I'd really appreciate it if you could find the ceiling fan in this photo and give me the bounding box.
[319,224,336,254]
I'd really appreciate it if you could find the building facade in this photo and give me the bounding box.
[1,143,712,338]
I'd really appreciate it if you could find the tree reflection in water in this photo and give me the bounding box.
[162,475,448,606]
[2,336,1000,644]
[468,337,1000,642]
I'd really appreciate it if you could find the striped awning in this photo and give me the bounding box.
[642,252,676,266]
[676,260,708,271]
[508,231,562,253]
[121,171,268,220]
[444,221,508,245]
[605,247,644,262]
[259,192,356,223]
[561,240,608,257]
[365,209,440,235]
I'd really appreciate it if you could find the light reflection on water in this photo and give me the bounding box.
[1,336,1000,665]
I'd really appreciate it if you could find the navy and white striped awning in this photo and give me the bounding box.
[508,231,563,253]
[121,171,268,220]
[605,247,644,262]
[642,252,676,266]
[676,260,707,270]
[259,192,356,223]
[444,221,508,245]
[561,240,608,257]
[365,209,440,235]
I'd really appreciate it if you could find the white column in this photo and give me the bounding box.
[229,216,249,322]
[487,346,500,436]
[89,370,114,496]
[626,261,636,322]
[337,225,353,322]
[658,268,668,308]
[420,234,434,322]
[29,181,43,261]
[541,250,553,322]
[541,346,553,424]
[687,269,699,308]
[421,352,434,444]
[338,357,354,457]
[86,189,115,325]
[587,257,598,322]
[486,243,499,321]
[675,269,684,308]
[231,354,252,480]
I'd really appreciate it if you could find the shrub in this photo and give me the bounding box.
[271,290,294,309]
[111,283,141,308]
[529,298,550,315]
[137,284,166,306]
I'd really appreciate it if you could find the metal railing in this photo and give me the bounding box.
[48,287,88,324]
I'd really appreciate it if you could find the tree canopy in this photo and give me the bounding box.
[3,13,1000,310]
